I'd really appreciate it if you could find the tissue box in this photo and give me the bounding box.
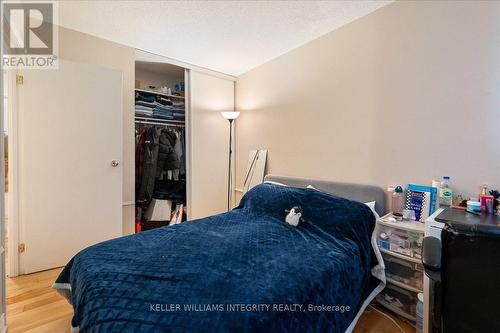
[145,199,172,221]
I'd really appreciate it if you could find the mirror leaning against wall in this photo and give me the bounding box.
[243,149,268,193]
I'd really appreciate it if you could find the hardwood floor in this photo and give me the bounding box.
[354,305,416,333]
[6,268,72,333]
[6,268,415,333]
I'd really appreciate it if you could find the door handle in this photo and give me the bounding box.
[111,160,120,167]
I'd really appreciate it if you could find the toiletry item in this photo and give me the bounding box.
[392,186,405,217]
[487,199,494,214]
[432,180,441,207]
[439,176,453,207]
[386,185,396,214]
[467,200,481,214]
[479,184,488,201]
[480,195,494,214]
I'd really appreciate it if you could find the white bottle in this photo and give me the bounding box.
[440,176,453,207]
[391,186,405,216]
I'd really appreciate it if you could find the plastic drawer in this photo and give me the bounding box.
[377,282,418,320]
[382,252,423,291]
[376,224,423,259]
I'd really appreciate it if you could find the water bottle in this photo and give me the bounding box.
[440,176,453,207]
[391,186,405,216]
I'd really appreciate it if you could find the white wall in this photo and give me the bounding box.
[135,68,183,91]
[235,0,500,200]
[188,71,234,219]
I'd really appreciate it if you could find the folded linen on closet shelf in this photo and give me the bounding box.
[135,105,152,111]
[153,105,175,118]
[135,110,153,117]
[136,100,157,108]
[173,112,185,120]
[158,97,173,106]
[152,110,174,120]
[137,100,176,108]
[156,104,174,111]
[135,105,154,117]
[135,93,156,103]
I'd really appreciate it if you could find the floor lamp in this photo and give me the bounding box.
[221,111,240,211]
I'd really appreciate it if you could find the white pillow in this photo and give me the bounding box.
[263,181,289,187]
[308,185,379,219]
[364,201,380,220]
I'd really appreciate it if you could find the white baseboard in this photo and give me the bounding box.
[0,313,6,333]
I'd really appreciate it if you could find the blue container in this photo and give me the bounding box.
[378,239,390,250]
[467,201,481,213]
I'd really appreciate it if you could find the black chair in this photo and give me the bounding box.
[423,221,500,333]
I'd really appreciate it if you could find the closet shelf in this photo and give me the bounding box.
[135,116,185,127]
[136,88,185,99]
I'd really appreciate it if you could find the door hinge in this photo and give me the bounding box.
[18,243,26,253]
[16,75,24,86]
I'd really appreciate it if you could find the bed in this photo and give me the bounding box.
[54,175,386,333]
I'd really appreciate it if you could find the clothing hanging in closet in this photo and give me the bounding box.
[135,124,186,206]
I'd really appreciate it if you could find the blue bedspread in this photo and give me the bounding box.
[55,184,382,333]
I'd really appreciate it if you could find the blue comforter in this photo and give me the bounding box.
[55,184,381,333]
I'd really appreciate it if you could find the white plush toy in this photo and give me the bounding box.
[285,206,304,227]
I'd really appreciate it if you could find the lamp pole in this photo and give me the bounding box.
[227,119,233,211]
[220,111,239,212]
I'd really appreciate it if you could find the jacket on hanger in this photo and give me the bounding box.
[137,126,161,203]
[156,130,180,178]
[135,127,148,191]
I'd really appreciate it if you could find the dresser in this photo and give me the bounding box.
[375,213,425,323]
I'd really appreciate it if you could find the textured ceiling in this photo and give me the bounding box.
[59,1,392,76]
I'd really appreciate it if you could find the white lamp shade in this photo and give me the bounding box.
[221,111,240,120]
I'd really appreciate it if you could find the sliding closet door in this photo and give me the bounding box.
[188,71,234,219]
[16,60,123,274]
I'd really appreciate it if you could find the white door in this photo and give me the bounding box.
[16,60,123,274]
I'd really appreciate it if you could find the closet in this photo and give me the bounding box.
[134,61,187,232]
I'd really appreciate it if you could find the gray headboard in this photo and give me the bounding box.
[264,174,386,216]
